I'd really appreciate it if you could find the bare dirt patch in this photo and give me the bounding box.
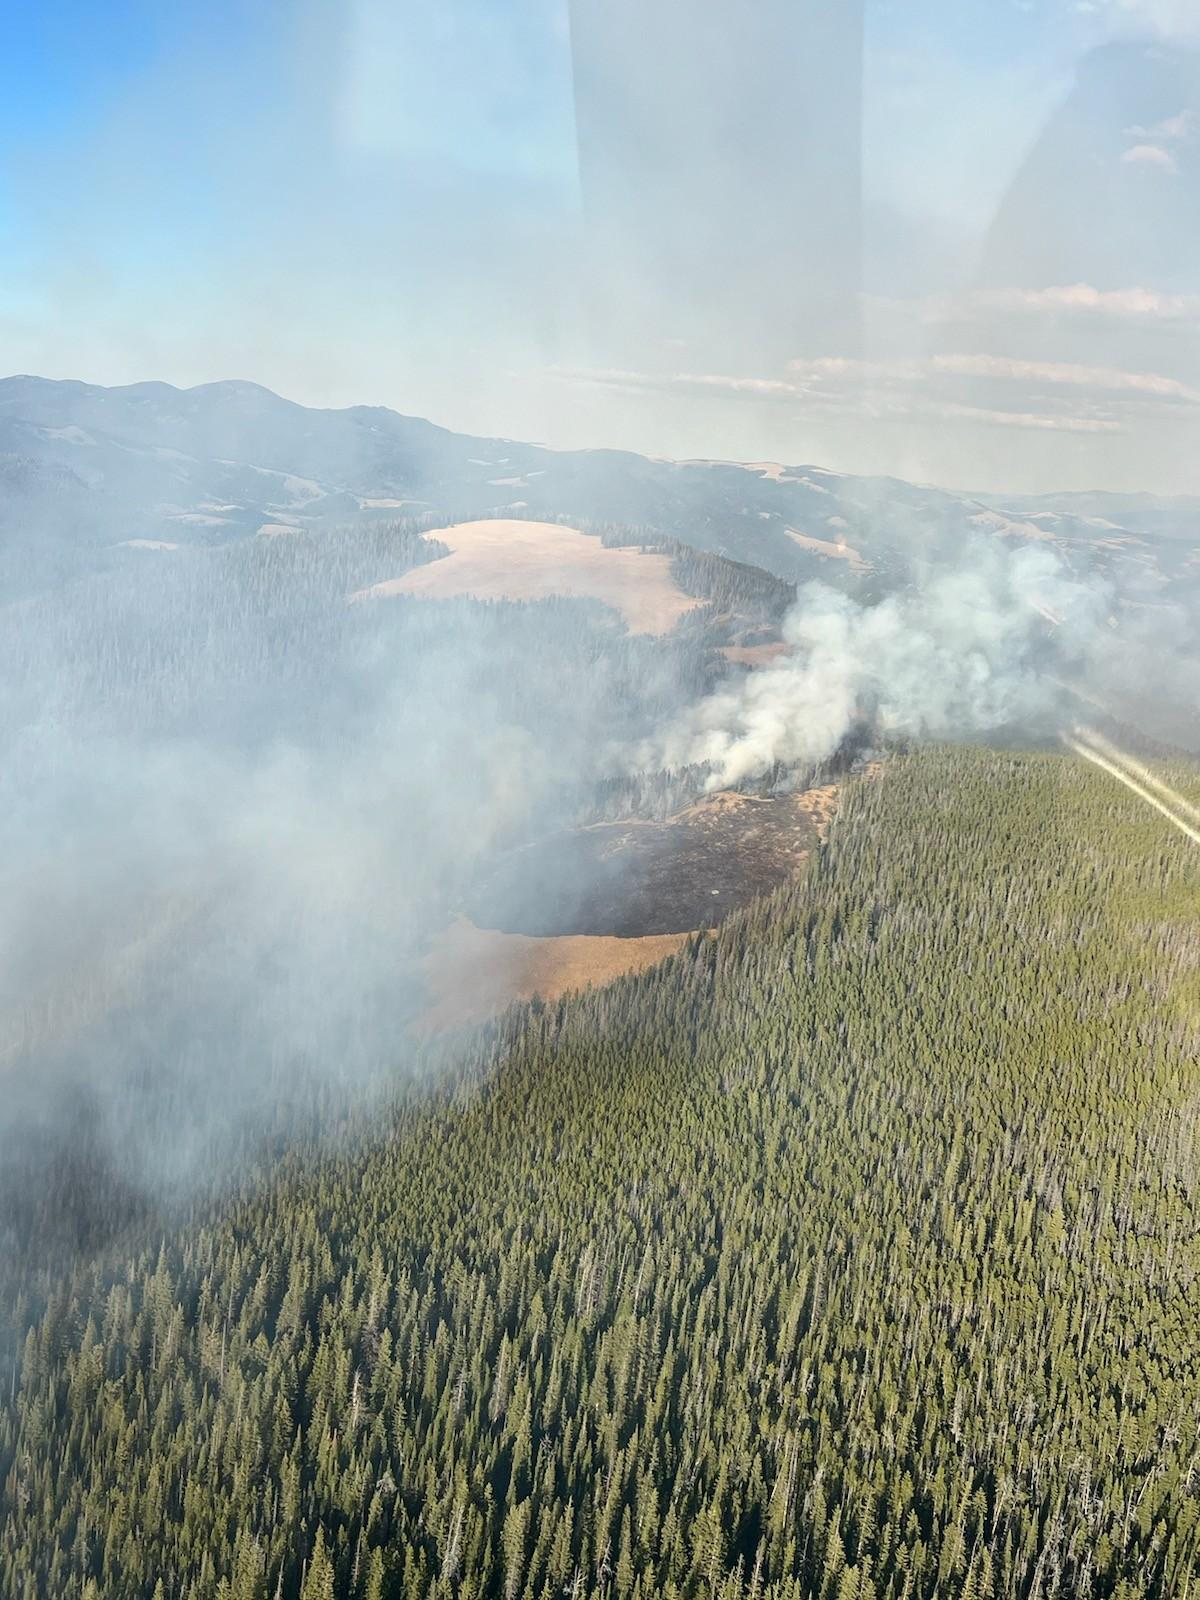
[793,783,839,841]
[419,918,690,1032]
[721,642,792,668]
[349,519,705,636]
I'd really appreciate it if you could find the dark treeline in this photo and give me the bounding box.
[1,513,789,753]
[668,544,795,625]
[557,515,797,625]
[3,746,1199,1598]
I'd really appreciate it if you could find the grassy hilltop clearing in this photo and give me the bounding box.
[3,745,1200,1600]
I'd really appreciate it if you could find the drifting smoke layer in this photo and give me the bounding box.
[0,666,548,1219]
[657,545,1106,786]
[0,524,708,1249]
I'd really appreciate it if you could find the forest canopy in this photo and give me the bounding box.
[3,745,1200,1599]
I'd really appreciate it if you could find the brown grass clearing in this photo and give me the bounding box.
[793,784,840,840]
[349,519,705,635]
[418,918,691,1032]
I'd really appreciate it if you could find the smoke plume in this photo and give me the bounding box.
[655,544,1109,786]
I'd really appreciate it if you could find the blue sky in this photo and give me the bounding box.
[3,0,1198,492]
[1,7,164,140]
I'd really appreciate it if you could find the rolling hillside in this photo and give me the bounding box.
[3,745,1199,1598]
[3,376,1197,609]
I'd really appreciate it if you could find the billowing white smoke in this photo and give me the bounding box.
[656,544,1105,787]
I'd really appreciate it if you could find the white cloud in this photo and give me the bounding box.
[786,352,1197,405]
[1085,0,1200,39]
[561,351,1194,406]
[563,368,801,398]
[931,402,1122,434]
[1126,109,1194,141]
[896,283,1200,325]
[554,349,1199,436]
[930,352,1200,400]
[1120,142,1179,172]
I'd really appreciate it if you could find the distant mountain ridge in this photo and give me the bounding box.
[2,374,1197,610]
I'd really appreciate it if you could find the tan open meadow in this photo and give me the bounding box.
[350,519,705,635]
[418,917,691,1032]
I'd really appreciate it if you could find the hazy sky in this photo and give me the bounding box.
[3,0,1198,493]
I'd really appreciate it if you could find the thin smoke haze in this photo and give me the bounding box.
[652,545,1109,787]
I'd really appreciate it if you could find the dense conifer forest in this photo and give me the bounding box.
[3,745,1200,1599]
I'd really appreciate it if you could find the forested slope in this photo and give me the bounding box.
[3,747,1200,1600]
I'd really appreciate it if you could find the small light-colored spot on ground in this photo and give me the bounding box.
[785,527,870,572]
[720,642,792,668]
